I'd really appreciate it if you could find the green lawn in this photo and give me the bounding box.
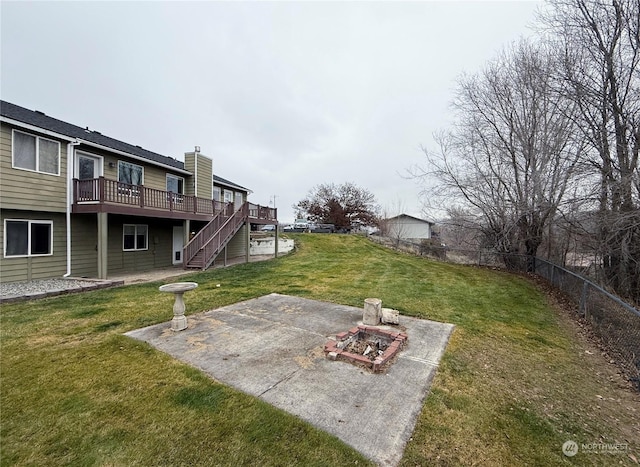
[1,234,638,466]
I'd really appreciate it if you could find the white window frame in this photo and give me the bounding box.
[122,224,148,251]
[166,174,185,193]
[11,129,61,176]
[166,174,185,204]
[117,161,144,196]
[212,186,221,202]
[223,189,233,203]
[3,219,54,257]
[75,150,104,179]
[234,192,243,209]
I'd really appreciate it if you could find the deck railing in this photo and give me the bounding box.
[248,203,277,221]
[198,205,248,270]
[73,177,227,216]
[183,203,236,267]
[75,178,278,269]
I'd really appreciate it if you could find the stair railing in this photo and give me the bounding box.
[182,202,234,267]
[198,203,248,270]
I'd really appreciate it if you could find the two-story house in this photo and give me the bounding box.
[0,101,277,282]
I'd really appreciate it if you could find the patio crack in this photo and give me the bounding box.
[401,355,440,366]
[258,369,301,397]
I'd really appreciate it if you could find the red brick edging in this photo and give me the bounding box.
[324,325,408,373]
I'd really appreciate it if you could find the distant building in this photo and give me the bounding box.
[385,214,434,240]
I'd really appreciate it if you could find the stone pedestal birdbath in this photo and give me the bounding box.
[158,282,198,331]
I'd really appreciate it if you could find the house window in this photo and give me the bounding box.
[76,151,103,180]
[213,187,221,202]
[118,161,143,196]
[12,130,60,175]
[223,190,233,203]
[123,224,148,251]
[4,219,53,257]
[166,174,184,203]
[166,174,184,194]
[118,161,143,186]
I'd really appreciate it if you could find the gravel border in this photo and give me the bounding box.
[0,278,123,304]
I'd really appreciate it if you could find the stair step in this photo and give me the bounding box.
[183,205,248,271]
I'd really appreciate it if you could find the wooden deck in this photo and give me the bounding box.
[72,177,277,223]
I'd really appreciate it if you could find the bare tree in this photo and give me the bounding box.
[436,206,485,250]
[378,200,410,248]
[413,40,584,270]
[541,0,640,301]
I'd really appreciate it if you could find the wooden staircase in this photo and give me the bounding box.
[183,203,248,270]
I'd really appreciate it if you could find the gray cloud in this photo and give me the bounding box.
[1,1,540,221]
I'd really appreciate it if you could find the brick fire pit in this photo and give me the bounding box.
[324,325,408,373]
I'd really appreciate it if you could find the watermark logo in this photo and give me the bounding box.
[563,440,629,457]
[562,440,578,457]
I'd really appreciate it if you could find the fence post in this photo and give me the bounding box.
[550,263,555,286]
[579,281,589,317]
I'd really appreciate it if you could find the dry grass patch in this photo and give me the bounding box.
[401,275,639,466]
[2,234,638,466]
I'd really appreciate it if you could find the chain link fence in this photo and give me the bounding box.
[533,257,639,390]
[370,236,640,390]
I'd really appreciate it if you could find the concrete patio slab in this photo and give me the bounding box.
[125,293,454,466]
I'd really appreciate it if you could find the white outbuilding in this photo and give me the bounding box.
[385,214,435,240]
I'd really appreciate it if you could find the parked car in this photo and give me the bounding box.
[283,222,309,233]
[310,223,335,233]
[260,224,276,232]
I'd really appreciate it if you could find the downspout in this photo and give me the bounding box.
[193,146,199,197]
[63,139,81,278]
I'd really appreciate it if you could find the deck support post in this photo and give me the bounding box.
[97,212,108,279]
[245,222,250,264]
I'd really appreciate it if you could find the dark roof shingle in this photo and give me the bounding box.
[1,100,251,193]
[213,174,249,192]
[1,100,184,170]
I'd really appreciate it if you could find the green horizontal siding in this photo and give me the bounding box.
[0,210,67,282]
[106,215,176,275]
[74,146,186,193]
[0,124,68,213]
[71,214,98,278]
[225,224,248,259]
[184,152,212,199]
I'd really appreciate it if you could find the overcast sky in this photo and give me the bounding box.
[1,0,541,223]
